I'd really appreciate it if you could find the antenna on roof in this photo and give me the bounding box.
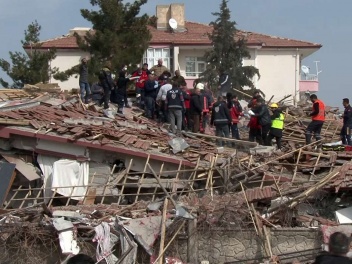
[169,18,178,31]
[314,61,322,77]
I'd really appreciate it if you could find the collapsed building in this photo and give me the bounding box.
[0,86,351,264]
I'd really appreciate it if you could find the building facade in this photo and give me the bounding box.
[28,3,322,103]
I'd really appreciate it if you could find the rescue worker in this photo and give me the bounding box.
[181,84,191,131]
[98,62,115,110]
[156,77,172,123]
[165,82,185,135]
[229,94,243,140]
[306,94,325,147]
[190,87,203,133]
[211,96,231,146]
[253,100,271,145]
[144,74,158,119]
[196,83,210,133]
[341,98,352,146]
[267,103,285,149]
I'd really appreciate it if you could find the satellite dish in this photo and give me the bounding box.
[169,18,178,30]
[301,65,310,75]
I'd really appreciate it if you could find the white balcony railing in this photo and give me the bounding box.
[300,73,318,81]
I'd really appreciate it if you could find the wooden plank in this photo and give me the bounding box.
[2,155,40,181]
[158,198,168,264]
[83,188,96,205]
[0,118,30,125]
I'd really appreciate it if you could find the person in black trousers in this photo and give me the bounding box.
[253,100,271,145]
[98,63,115,110]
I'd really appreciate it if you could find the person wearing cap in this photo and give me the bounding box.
[150,59,169,78]
[98,62,115,110]
[196,83,210,132]
[211,96,232,146]
[156,77,173,122]
[79,58,91,104]
[306,94,325,148]
[341,98,352,146]
[267,103,285,149]
[313,232,352,264]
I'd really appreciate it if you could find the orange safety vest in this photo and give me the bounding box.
[312,99,325,121]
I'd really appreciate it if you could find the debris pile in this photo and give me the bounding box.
[0,92,351,264]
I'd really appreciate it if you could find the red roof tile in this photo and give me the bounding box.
[32,21,321,50]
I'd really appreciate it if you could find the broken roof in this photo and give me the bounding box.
[28,21,322,50]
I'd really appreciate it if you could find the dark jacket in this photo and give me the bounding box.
[190,93,202,116]
[166,87,184,110]
[144,79,158,98]
[343,105,352,128]
[211,101,231,126]
[219,72,231,93]
[79,64,88,83]
[255,104,271,126]
[313,253,352,264]
[98,67,114,90]
[116,73,130,95]
[171,75,186,86]
[91,82,103,101]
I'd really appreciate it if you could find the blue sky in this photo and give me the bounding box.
[0,0,349,107]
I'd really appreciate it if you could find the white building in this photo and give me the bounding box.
[27,3,321,103]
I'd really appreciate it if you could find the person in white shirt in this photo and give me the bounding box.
[156,77,172,123]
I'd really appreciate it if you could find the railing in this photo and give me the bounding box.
[300,73,318,81]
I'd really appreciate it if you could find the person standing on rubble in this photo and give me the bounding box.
[79,58,91,104]
[144,74,158,119]
[98,62,115,110]
[228,94,243,140]
[165,81,185,135]
[190,86,203,133]
[313,232,352,264]
[156,77,173,123]
[267,103,285,149]
[114,71,140,115]
[306,94,325,148]
[90,81,104,105]
[150,59,169,79]
[247,99,262,143]
[341,98,352,146]
[211,96,232,146]
[181,84,191,131]
[252,100,272,145]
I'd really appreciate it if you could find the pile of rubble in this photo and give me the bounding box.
[0,90,351,264]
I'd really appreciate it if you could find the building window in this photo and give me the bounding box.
[143,48,172,71]
[185,57,205,77]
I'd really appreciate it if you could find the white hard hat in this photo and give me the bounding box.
[196,83,204,90]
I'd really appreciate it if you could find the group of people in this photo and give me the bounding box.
[79,57,352,149]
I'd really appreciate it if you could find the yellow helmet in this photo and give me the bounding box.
[270,103,278,108]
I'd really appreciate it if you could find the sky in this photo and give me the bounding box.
[0,0,350,107]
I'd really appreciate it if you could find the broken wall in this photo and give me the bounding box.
[177,227,322,263]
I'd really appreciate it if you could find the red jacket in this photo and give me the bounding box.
[133,70,148,89]
[184,90,191,109]
[248,116,261,129]
[230,104,243,123]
